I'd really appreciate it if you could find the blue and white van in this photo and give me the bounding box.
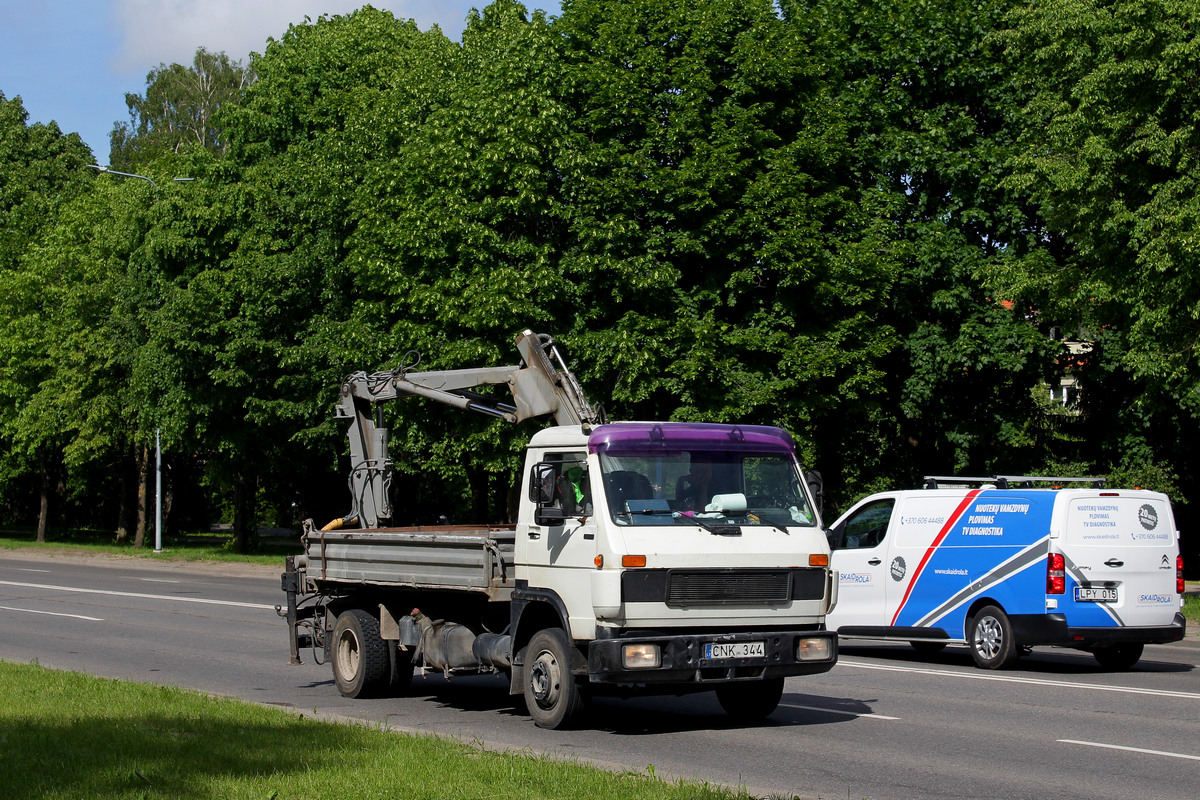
[826,476,1186,669]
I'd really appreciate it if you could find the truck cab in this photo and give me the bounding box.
[511,421,837,726]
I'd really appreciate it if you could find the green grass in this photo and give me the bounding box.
[0,660,758,800]
[0,526,301,567]
[1184,593,1200,625]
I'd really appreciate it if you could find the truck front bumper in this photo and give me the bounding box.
[1011,612,1186,648]
[587,630,837,684]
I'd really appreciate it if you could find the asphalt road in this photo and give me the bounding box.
[2,551,1199,800]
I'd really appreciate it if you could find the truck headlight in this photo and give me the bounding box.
[622,643,661,669]
[796,637,832,661]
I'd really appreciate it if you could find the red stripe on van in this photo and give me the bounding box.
[889,489,981,625]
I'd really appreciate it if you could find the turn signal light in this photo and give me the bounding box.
[594,554,603,569]
[1047,552,1065,594]
[809,554,829,567]
[622,555,647,568]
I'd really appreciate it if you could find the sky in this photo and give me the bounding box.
[0,0,552,163]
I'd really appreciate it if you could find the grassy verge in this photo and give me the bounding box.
[1184,593,1200,625]
[0,527,300,567]
[0,660,756,800]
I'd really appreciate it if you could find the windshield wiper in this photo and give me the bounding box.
[746,512,790,535]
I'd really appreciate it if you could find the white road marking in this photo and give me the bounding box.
[18,568,51,573]
[780,703,899,720]
[839,658,1200,700]
[0,604,103,621]
[139,578,181,584]
[0,580,275,610]
[1058,739,1200,762]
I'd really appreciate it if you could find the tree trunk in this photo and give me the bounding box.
[115,445,132,544]
[36,446,50,543]
[134,443,150,549]
[233,472,257,554]
[466,465,488,525]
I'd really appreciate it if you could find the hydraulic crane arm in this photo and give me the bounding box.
[332,330,602,529]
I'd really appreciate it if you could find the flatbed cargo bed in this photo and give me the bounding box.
[300,524,516,600]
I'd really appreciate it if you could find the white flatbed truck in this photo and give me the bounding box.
[281,330,837,729]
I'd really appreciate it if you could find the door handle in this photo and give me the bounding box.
[528,530,541,540]
[868,558,882,566]
[1104,558,1124,568]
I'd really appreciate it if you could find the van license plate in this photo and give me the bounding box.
[704,641,765,660]
[1075,587,1117,602]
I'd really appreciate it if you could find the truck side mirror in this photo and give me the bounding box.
[534,506,566,526]
[806,470,824,514]
[528,462,557,504]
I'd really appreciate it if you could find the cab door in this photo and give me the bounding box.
[518,450,599,635]
[827,497,896,629]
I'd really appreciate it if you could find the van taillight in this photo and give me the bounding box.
[1178,555,1185,595]
[1047,552,1065,594]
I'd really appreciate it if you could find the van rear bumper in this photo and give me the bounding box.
[1011,612,1186,648]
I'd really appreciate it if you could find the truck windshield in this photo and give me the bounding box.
[597,449,815,528]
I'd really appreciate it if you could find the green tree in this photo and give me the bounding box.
[783,0,1066,499]
[549,0,900,502]
[207,7,462,541]
[110,47,254,170]
[997,0,1200,501]
[0,93,94,538]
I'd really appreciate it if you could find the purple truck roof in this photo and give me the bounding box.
[587,422,795,455]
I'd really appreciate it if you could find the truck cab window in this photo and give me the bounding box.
[597,449,816,528]
[543,452,590,515]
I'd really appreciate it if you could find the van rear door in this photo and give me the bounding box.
[1060,492,1179,628]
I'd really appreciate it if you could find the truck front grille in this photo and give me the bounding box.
[666,569,791,607]
[622,567,824,607]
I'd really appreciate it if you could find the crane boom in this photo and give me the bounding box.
[332,330,601,529]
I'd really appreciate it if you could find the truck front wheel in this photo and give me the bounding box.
[523,628,586,729]
[332,609,390,698]
[716,677,785,721]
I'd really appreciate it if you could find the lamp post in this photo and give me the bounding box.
[87,164,195,186]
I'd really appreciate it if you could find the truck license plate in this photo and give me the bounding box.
[1075,586,1117,602]
[704,641,765,660]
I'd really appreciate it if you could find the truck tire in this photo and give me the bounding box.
[715,677,784,721]
[968,605,1020,669]
[1093,643,1143,670]
[523,628,586,729]
[332,609,390,698]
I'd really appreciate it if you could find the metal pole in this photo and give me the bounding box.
[154,428,163,552]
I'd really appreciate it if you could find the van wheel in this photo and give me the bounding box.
[524,629,586,729]
[716,677,785,721]
[910,641,947,655]
[968,605,1020,669]
[332,609,390,698]
[1093,643,1143,670]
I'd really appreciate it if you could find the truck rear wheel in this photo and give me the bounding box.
[332,609,390,698]
[1093,643,1143,670]
[523,628,586,729]
[715,677,784,721]
[968,605,1020,669]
